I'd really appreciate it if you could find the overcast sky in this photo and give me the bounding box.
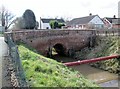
[1,0,119,21]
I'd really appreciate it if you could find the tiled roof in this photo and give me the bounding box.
[66,15,98,26]
[41,18,65,23]
[105,18,120,24]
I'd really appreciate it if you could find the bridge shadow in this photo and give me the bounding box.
[47,43,66,58]
[52,54,79,63]
[53,43,65,56]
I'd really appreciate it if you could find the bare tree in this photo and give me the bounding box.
[11,17,25,30]
[12,17,39,30]
[0,6,15,30]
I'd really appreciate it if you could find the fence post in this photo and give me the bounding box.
[6,33,28,87]
[105,31,108,36]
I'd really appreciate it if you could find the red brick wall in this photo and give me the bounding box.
[112,24,120,29]
[6,29,95,56]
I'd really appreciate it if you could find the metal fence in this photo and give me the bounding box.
[6,33,28,87]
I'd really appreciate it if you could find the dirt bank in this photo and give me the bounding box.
[75,36,120,75]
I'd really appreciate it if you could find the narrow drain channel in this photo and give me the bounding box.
[52,55,119,88]
[70,64,119,87]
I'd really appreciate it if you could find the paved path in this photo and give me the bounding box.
[0,37,8,88]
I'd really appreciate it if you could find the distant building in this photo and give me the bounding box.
[103,16,120,29]
[39,18,65,29]
[66,15,104,29]
[0,26,5,32]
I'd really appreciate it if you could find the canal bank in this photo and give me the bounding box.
[75,36,120,75]
[53,55,119,88]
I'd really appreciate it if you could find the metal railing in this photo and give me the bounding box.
[6,33,28,87]
[64,55,120,66]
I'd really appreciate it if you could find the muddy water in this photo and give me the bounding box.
[53,55,79,62]
[70,65,118,86]
[53,55,119,87]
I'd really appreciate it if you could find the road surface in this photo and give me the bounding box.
[0,37,8,88]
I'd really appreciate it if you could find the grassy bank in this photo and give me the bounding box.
[75,36,120,75]
[18,43,100,87]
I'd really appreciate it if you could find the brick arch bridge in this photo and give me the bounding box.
[5,29,96,56]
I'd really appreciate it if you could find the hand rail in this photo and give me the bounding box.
[64,54,120,66]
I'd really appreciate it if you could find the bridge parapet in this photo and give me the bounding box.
[4,29,96,56]
[5,29,95,41]
[4,29,119,57]
[95,29,119,36]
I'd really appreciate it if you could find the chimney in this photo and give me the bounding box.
[40,17,42,29]
[89,13,92,16]
[113,15,116,18]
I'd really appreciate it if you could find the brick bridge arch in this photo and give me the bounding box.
[5,29,96,56]
[53,43,65,55]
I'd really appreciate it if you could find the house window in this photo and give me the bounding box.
[83,25,86,28]
[46,27,49,29]
[78,25,82,28]
[76,25,79,28]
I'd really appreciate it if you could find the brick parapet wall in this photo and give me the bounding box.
[6,29,118,56]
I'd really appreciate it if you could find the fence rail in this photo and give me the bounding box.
[94,29,120,36]
[6,33,28,87]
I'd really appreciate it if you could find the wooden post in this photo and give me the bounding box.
[105,31,108,36]
[48,46,52,58]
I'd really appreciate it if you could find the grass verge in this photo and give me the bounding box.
[18,43,100,88]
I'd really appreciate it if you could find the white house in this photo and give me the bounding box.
[66,15,104,29]
[39,18,65,29]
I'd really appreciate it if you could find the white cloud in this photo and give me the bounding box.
[1,0,119,21]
